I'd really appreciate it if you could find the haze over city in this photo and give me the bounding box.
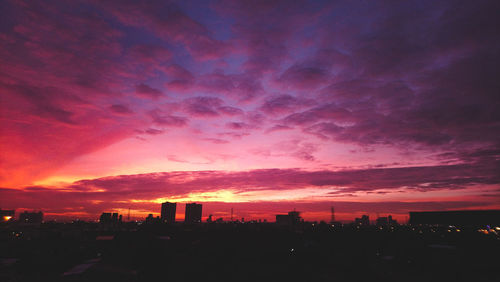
[1,0,499,222]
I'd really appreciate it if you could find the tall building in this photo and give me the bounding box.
[185,203,202,223]
[161,202,176,223]
[99,212,112,223]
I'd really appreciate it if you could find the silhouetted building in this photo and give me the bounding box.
[0,209,15,222]
[376,215,398,226]
[276,211,302,226]
[276,214,288,225]
[388,215,397,225]
[161,202,177,223]
[99,212,122,224]
[145,214,161,223]
[409,210,500,226]
[185,203,202,223]
[355,215,370,226]
[19,211,43,224]
[100,212,112,223]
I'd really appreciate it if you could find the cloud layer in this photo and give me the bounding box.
[1,0,499,219]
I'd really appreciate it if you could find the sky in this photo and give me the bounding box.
[1,0,499,222]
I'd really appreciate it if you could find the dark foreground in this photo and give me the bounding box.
[1,222,499,282]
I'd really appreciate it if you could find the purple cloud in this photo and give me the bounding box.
[183,96,223,117]
[150,109,188,127]
[135,83,163,99]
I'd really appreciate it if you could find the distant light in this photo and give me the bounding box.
[290,248,295,252]
[478,229,489,234]
[3,216,12,221]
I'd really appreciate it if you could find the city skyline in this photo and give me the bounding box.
[1,0,500,222]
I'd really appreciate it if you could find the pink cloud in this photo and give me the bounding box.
[1,0,499,220]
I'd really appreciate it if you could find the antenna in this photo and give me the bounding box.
[231,208,233,222]
[331,207,335,222]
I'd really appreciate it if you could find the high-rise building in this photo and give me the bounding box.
[99,212,112,223]
[185,203,202,223]
[161,202,177,223]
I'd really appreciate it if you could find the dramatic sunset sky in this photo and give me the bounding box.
[1,0,499,222]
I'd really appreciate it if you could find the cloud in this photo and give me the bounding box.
[265,124,293,133]
[98,0,228,60]
[1,0,499,207]
[137,128,164,135]
[203,138,230,144]
[135,83,163,99]
[182,96,223,117]
[166,155,212,165]
[283,103,352,126]
[1,185,493,221]
[217,106,244,116]
[277,65,329,90]
[1,161,498,220]
[191,72,263,100]
[162,64,194,81]
[109,104,133,115]
[49,161,493,195]
[150,109,188,127]
[250,140,319,161]
[226,122,254,130]
[260,94,316,115]
[127,44,172,69]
